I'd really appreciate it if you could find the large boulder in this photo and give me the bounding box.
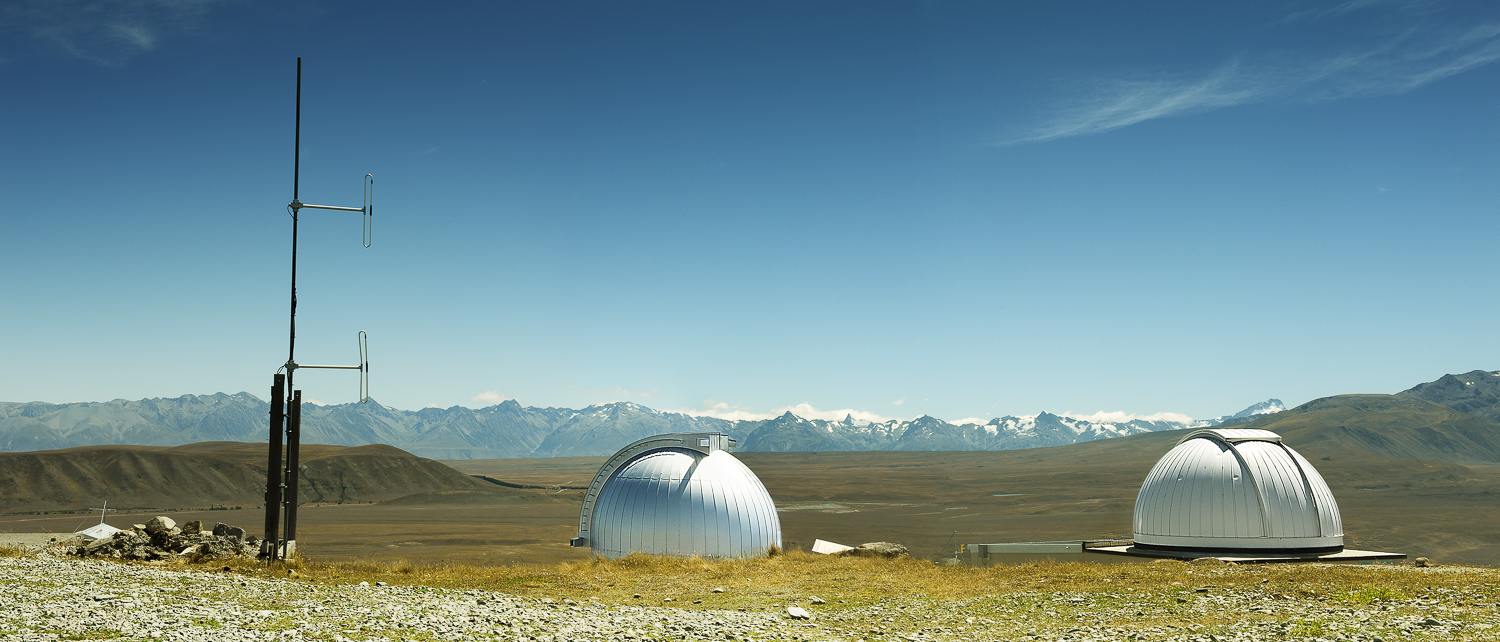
[144,516,176,536]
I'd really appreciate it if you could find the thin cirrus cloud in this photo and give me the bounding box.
[0,0,229,65]
[1009,21,1500,144]
[677,399,903,424]
[1058,410,1196,425]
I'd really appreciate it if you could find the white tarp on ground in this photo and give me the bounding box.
[812,539,854,555]
[76,523,122,541]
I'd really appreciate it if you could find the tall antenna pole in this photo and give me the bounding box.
[263,56,378,561]
[289,56,301,406]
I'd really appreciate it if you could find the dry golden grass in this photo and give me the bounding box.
[25,550,1499,640]
[164,549,1492,611]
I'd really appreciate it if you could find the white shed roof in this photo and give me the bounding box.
[76,523,122,541]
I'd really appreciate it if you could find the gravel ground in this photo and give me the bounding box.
[0,555,812,642]
[3,552,1499,641]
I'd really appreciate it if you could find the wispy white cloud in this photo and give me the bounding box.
[470,390,508,405]
[950,417,988,426]
[580,386,658,403]
[1059,410,1196,424]
[1010,19,1500,144]
[676,399,903,424]
[892,397,907,406]
[0,0,230,66]
[1279,0,1425,24]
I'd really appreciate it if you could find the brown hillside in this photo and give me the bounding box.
[1234,393,1500,465]
[0,441,540,514]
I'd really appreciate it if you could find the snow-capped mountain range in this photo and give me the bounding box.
[0,394,1281,459]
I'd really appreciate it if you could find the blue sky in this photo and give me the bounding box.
[2,1,1498,424]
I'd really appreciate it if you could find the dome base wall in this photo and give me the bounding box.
[1135,532,1343,553]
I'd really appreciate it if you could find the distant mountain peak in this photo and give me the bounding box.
[1206,399,1285,426]
[1399,369,1500,423]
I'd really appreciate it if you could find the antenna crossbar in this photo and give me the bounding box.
[292,202,365,213]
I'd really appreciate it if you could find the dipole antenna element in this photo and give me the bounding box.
[88,500,115,525]
[263,56,381,561]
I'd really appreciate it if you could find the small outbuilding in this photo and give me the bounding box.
[76,522,123,542]
[570,432,781,559]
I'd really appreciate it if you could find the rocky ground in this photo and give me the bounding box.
[2,549,1499,641]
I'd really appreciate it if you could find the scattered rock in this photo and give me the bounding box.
[787,606,811,620]
[1415,557,1431,568]
[844,542,909,558]
[72,518,257,563]
[1189,556,1229,566]
[181,520,203,534]
[810,596,826,605]
[633,593,642,599]
[712,587,725,593]
[1422,617,1440,626]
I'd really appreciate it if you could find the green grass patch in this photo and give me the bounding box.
[58,629,123,640]
[1341,585,1408,604]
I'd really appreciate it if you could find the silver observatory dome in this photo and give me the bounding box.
[570,433,781,559]
[1133,429,1343,553]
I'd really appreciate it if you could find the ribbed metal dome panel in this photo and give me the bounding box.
[1133,429,1343,551]
[588,447,781,559]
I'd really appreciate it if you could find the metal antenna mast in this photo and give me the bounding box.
[88,500,115,525]
[263,57,376,561]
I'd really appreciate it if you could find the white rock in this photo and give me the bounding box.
[788,606,811,620]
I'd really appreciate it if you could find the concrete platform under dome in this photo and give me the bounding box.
[1091,544,1406,564]
[961,540,1406,565]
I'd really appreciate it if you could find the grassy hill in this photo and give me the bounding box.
[1232,393,1500,465]
[0,441,545,514]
